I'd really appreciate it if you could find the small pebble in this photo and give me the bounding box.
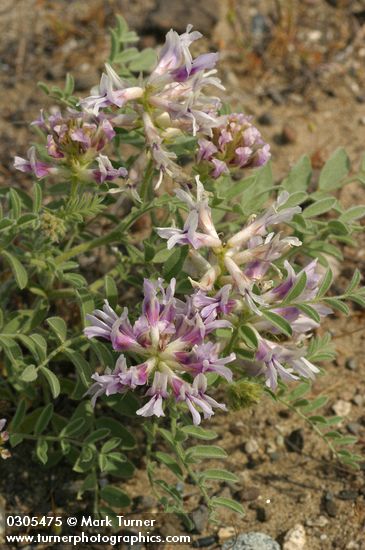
[359,415,365,427]
[192,535,218,548]
[352,395,364,407]
[279,124,297,145]
[235,486,260,502]
[230,420,245,435]
[289,93,303,104]
[284,429,304,453]
[247,457,261,469]
[222,532,280,550]
[305,515,329,527]
[332,400,352,417]
[268,451,280,462]
[257,113,273,126]
[345,358,357,371]
[307,30,322,41]
[265,443,277,454]
[256,506,271,522]
[323,497,337,518]
[132,494,157,510]
[346,422,361,435]
[191,505,209,534]
[244,438,259,455]
[46,63,65,80]
[218,527,236,542]
[283,524,306,550]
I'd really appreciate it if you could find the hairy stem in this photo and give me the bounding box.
[54,202,158,265]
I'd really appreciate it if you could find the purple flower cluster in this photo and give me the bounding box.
[146,26,223,136]
[248,339,320,390]
[14,110,127,184]
[158,177,301,297]
[77,26,238,186]
[0,419,10,460]
[198,113,271,178]
[157,178,331,389]
[84,278,235,424]
[81,27,222,134]
[14,25,270,190]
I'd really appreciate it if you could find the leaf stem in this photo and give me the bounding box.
[54,202,158,265]
[276,395,339,460]
[169,406,211,509]
[36,335,85,372]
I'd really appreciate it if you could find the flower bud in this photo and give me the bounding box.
[226,380,263,410]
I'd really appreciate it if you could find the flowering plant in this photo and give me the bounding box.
[1,16,365,521]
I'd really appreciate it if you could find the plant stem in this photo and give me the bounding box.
[93,467,100,515]
[140,159,154,203]
[36,335,85,372]
[55,202,157,265]
[70,176,79,201]
[276,395,339,459]
[47,288,76,300]
[145,421,162,501]
[169,406,211,509]
[224,326,239,355]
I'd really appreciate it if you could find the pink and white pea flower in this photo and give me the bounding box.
[14,147,57,179]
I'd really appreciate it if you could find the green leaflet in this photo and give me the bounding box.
[211,497,244,515]
[260,310,292,337]
[47,317,67,342]
[186,445,228,460]
[201,469,239,483]
[100,486,131,508]
[318,148,350,191]
[181,426,218,440]
[2,250,28,289]
[39,367,61,398]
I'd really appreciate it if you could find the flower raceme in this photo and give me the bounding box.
[197,113,271,178]
[84,278,235,424]
[247,338,320,391]
[157,177,332,389]
[14,110,127,184]
[79,25,225,184]
[80,25,223,133]
[157,177,301,296]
